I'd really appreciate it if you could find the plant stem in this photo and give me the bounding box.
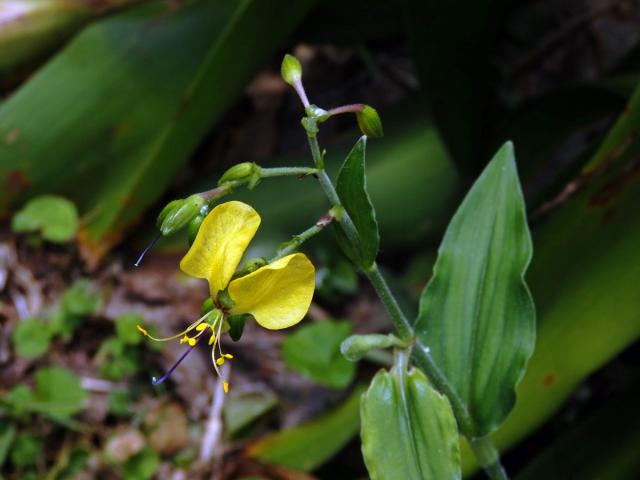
[328,103,365,116]
[304,127,509,480]
[307,135,363,251]
[470,437,509,480]
[260,166,318,178]
[270,210,336,262]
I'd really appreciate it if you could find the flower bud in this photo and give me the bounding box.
[340,334,403,362]
[218,162,259,186]
[281,54,302,86]
[356,105,384,138]
[187,214,204,245]
[156,199,182,228]
[226,314,248,342]
[159,194,205,236]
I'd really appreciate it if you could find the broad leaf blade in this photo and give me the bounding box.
[361,367,461,480]
[0,0,314,264]
[415,141,535,437]
[335,136,379,268]
[247,386,364,472]
[281,320,356,389]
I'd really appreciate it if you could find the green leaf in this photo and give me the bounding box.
[361,366,461,480]
[281,320,356,389]
[32,367,86,418]
[0,0,316,263]
[115,313,144,346]
[248,386,364,471]
[414,141,535,437]
[4,385,34,419]
[223,389,278,437]
[0,422,16,469]
[61,279,101,316]
[461,83,640,475]
[11,195,78,243]
[11,317,52,359]
[584,83,640,174]
[122,447,159,480]
[335,136,380,268]
[10,434,42,469]
[107,391,133,418]
[99,338,140,381]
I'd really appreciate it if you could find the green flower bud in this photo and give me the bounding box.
[340,334,404,362]
[356,105,384,138]
[159,194,205,236]
[156,199,182,228]
[218,162,259,186]
[227,314,248,342]
[281,54,302,86]
[187,203,211,244]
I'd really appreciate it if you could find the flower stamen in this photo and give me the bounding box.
[151,337,201,386]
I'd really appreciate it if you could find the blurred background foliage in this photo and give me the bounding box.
[1,0,639,479]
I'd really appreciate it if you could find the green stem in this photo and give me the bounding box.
[304,126,509,480]
[270,210,336,262]
[307,135,366,255]
[260,166,318,178]
[470,437,509,480]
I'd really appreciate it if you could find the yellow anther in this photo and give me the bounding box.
[223,353,234,359]
[188,337,196,347]
[196,323,207,331]
[136,325,149,336]
[208,335,216,346]
[179,335,189,344]
[223,381,229,394]
[216,357,225,366]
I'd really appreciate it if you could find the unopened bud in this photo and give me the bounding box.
[156,199,182,229]
[356,105,384,138]
[281,54,302,86]
[218,162,259,186]
[159,194,205,235]
[340,334,404,362]
[227,314,248,342]
[187,202,210,245]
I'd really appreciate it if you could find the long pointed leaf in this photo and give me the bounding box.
[414,141,535,437]
[335,136,379,268]
[0,0,314,263]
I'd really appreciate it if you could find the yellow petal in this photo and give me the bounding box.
[228,253,315,330]
[179,201,260,295]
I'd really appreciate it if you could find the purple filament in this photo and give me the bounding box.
[134,233,162,267]
[152,341,198,386]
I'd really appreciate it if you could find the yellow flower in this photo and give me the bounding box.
[138,201,315,391]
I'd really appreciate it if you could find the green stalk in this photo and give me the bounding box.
[260,166,318,178]
[269,209,335,262]
[305,128,509,480]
